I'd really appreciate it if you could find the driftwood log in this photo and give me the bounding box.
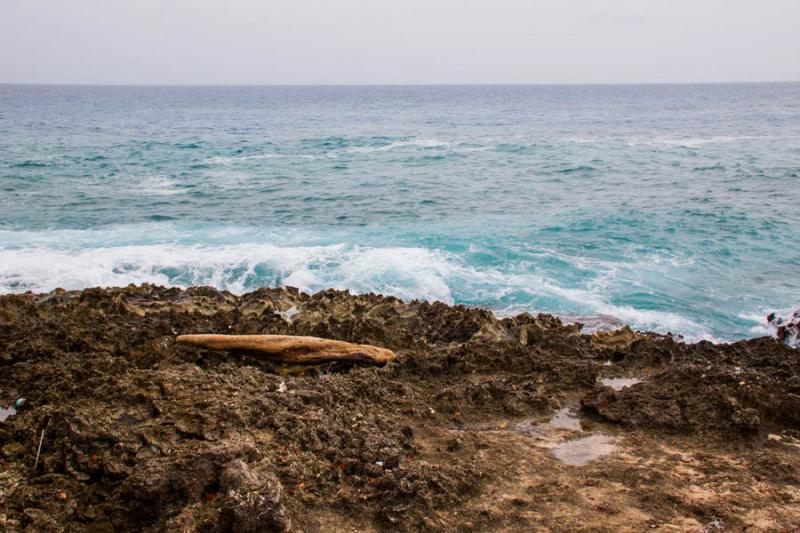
[176,334,396,365]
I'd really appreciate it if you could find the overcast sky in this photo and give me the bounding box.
[1,0,798,85]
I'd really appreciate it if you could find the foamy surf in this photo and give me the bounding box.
[207,153,283,164]
[0,226,728,343]
[345,139,450,154]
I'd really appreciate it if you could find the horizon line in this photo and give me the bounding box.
[2,80,799,88]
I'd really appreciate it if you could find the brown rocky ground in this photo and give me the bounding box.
[0,285,798,532]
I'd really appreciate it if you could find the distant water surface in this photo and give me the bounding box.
[1,84,799,342]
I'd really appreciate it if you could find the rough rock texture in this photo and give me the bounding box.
[768,310,800,348]
[0,285,799,532]
[582,337,800,437]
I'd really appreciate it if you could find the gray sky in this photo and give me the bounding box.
[1,0,799,85]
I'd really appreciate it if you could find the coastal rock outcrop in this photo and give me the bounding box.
[768,309,800,348]
[0,285,798,531]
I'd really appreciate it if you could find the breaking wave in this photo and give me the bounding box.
[0,225,725,342]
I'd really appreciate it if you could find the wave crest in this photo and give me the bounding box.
[0,232,719,342]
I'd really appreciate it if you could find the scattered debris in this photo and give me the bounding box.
[702,519,724,532]
[34,428,45,470]
[599,377,643,390]
[177,334,397,364]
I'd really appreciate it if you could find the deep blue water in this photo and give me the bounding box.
[1,84,799,342]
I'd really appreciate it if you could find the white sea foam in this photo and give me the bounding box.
[626,136,754,148]
[739,311,774,336]
[0,243,339,295]
[740,309,800,346]
[138,176,184,196]
[0,242,462,306]
[560,135,751,148]
[559,137,600,144]
[333,246,456,303]
[515,275,719,342]
[451,145,492,153]
[655,136,741,147]
[0,233,720,343]
[345,139,450,154]
[207,153,282,164]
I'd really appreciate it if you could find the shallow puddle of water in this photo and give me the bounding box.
[600,377,642,390]
[465,405,620,466]
[549,434,618,466]
[0,406,16,422]
[509,407,582,435]
[544,407,582,431]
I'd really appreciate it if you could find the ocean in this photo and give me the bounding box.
[1,83,798,342]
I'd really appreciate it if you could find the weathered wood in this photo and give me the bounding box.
[176,334,396,365]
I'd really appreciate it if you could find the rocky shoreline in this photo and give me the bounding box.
[1,285,799,531]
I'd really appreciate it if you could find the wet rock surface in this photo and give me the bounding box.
[768,310,800,348]
[0,285,798,531]
[582,337,800,437]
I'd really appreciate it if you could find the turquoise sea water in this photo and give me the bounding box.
[1,84,799,342]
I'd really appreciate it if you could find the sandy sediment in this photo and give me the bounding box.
[0,285,798,532]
